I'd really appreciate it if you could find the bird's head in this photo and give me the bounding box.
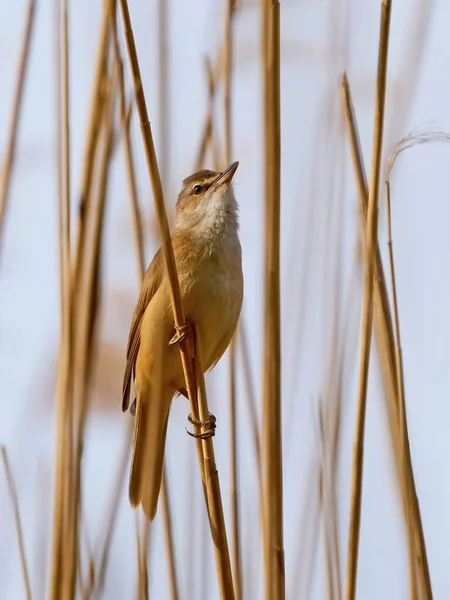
[174,161,239,235]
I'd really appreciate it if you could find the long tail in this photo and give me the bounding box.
[129,391,171,520]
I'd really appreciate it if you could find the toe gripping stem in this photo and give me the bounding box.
[169,323,189,346]
[186,412,217,440]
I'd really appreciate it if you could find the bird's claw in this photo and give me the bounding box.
[169,323,189,346]
[186,412,217,439]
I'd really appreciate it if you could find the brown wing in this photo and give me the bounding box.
[122,248,164,411]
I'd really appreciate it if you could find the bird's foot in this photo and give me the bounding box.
[186,412,217,439]
[169,323,190,346]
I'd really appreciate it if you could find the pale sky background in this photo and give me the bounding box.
[1,0,450,598]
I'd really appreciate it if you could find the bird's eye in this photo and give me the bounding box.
[193,184,202,194]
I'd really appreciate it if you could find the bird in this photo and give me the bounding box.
[122,161,243,520]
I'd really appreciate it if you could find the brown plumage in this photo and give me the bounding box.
[123,162,243,519]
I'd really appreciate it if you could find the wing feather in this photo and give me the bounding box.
[122,248,164,411]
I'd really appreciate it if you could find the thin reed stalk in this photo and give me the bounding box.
[49,0,74,596]
[223,2,242,597]
[223,0,233,167]
[161,476,180,600]
[194,330,235,598]
[0,0,36,255]
[341,75,433,600]
[229,340,243,600]
[195,59,217,171]
[261,1,284,599]
[1,447,32,600]
[118,2,234,597]
[156,5,180,592]
[385,179,417,600]
[344,2,392,599]
[112,8,145,279]
[157,0,169,186]
[72,0,113,295]
[386,150,434,597]
[238,320,265,553]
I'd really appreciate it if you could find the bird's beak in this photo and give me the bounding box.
[212,161,239,188]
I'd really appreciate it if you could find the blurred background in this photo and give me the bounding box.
[1,0,450,598]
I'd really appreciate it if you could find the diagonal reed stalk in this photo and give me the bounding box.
[2,447,32,600]
[118,1,234,597]
[344,2,392,599]
[112,9,180,595]
[386,144,435,598]
[112,7,145,279]
[261,1,284,599]
[0,0,36,256]
[341,76,433,600]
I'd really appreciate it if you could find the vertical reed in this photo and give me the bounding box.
[261,1,284,599]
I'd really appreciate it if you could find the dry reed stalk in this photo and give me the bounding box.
[318,417,334,600]
[118,2,234,596]
[238,321,262,484]
[156,5,181,592]
[223,0,233,168]
[385,179,417,600]
[0,0,36,254]
[341,76,433,600]
[194,331,235,599]
[113,7,181,592]
[238,319,266,557]
[52,6,113,590]
[112,10,145,279]
[340,75,400,434]
[161,476,180,600]
[293,458,321,600]
[321,384,343,600]
[344,3,392,599]
[385,136,440,597]
[341,74,409,594]
[1,447,32,600]
[322,380,344,600]
[222,2,242,597]
[195,59,217,171]
[261,1,284,599]
[229,340,243,600]
[158,0,169,186]
[72,0,113,296]
[49,0,74,596]
[66,70,115,600]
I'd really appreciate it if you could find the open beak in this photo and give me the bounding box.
[212,161,239,188]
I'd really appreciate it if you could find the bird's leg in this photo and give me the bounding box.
[186,412,217,439]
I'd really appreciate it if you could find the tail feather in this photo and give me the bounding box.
[129,395,170,520]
